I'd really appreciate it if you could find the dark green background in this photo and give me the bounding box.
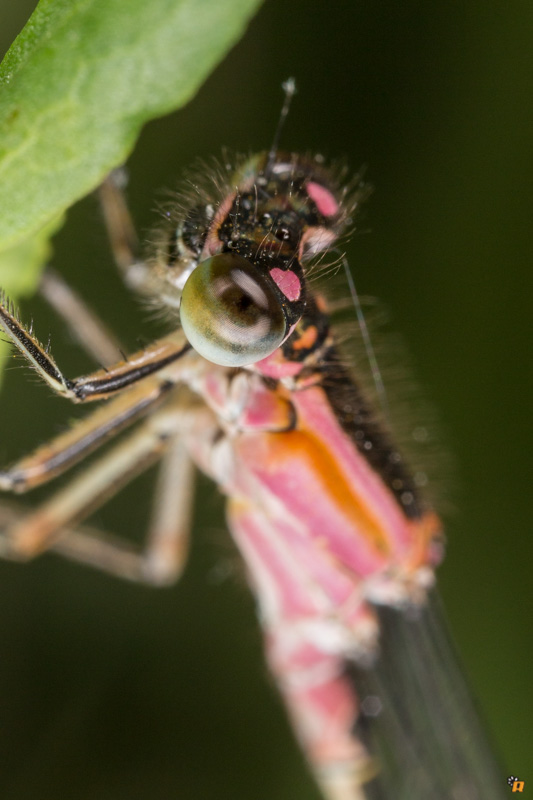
[0,2,531,798]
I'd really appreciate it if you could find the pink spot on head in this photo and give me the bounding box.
[270,267,301,301]
[299,227,336,259]
[306,181,339,218]
[255,351,303,379]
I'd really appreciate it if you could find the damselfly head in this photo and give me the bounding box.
[149,147,355,367]
[147,81,358,368]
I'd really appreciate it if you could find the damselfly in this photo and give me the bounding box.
[0,81,504,800]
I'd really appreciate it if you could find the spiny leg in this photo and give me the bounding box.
[53,407,217,582]
[0,502,144,582]
[0,442,194,583]
[70,333,192,401]
[0,292,191,401]
[0,175,197,582]
[143,434,195,584]
[3,415,171,558]
[54,437,195,585]
[0,405,197,580]
[39,268,123,367]
[0,377,173,492]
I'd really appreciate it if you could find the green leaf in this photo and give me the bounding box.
[0,213,65,296]
[0,0,262,383]
[0,0,262,253]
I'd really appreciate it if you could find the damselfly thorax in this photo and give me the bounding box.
[0,94,503,800]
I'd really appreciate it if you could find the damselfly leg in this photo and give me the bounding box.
[0,178,201,581]
[39,267,124,367]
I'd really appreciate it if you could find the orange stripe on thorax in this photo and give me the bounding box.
[263,429,391,558]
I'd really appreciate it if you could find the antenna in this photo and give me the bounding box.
[265,78,297,177]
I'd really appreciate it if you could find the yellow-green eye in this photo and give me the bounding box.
[180,253,287,367]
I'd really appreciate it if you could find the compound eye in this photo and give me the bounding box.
[180,253,287,367]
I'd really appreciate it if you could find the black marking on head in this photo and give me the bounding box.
[281,294,330,363]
